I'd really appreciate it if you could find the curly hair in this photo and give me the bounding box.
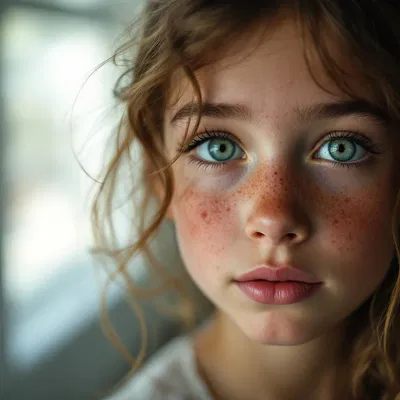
[91,1,400,398]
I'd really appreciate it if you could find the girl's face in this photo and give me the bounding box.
[163,18,398,344]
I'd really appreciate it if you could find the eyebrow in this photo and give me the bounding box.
[170,99,392,127]
[170,102,251,125]
[296,100,391,127]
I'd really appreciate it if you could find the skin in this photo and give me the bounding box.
[161,16,398,400]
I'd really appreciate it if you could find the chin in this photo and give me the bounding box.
[235,310,322,346]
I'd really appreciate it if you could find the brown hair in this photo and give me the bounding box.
[91,1,400,399]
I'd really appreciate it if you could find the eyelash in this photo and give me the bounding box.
[178,129,383,170]
[315,131,382,169]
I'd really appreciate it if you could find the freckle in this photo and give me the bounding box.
[348,232,353,241]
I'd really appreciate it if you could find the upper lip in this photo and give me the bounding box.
[235,266,321,284]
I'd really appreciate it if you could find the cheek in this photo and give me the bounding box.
[317,180,395,282]
[172,187,238,261]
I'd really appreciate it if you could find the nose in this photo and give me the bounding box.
[244,168,310,248]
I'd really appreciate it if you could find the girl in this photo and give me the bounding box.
[92,1,400,399]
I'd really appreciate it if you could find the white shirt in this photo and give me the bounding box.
[106,335,213,400]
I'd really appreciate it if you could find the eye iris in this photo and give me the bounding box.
[329,139,356,161]
[208,139,235,161]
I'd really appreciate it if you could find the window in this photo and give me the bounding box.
[0,3,132,398]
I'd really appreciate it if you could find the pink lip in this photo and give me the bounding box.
[234,266,322,305]
[235,266,321,284]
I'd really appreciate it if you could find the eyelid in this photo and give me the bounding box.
[179,129,245,153]
[311,130,383,157]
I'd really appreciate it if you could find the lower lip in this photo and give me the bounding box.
[235,280,322,305]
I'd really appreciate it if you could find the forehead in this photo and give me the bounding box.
[166,17,374,121]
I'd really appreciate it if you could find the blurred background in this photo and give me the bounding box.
[0,1,211,399]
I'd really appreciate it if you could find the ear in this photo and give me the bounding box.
[145,157,175,222]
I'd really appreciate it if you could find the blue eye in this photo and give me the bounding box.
[314,131,382,168]
[195,138,244,162]
[181,130,246,164]
[318,138,364,162]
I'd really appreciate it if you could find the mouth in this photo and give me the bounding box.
[234,265,322,305]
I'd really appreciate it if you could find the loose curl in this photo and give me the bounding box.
[91,1,400,399]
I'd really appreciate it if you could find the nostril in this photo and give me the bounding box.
[253,232,265,238]
[252,231,297,241]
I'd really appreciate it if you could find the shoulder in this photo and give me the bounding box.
[106,335,212,400]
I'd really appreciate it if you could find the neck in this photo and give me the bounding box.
[194,311,352,400]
